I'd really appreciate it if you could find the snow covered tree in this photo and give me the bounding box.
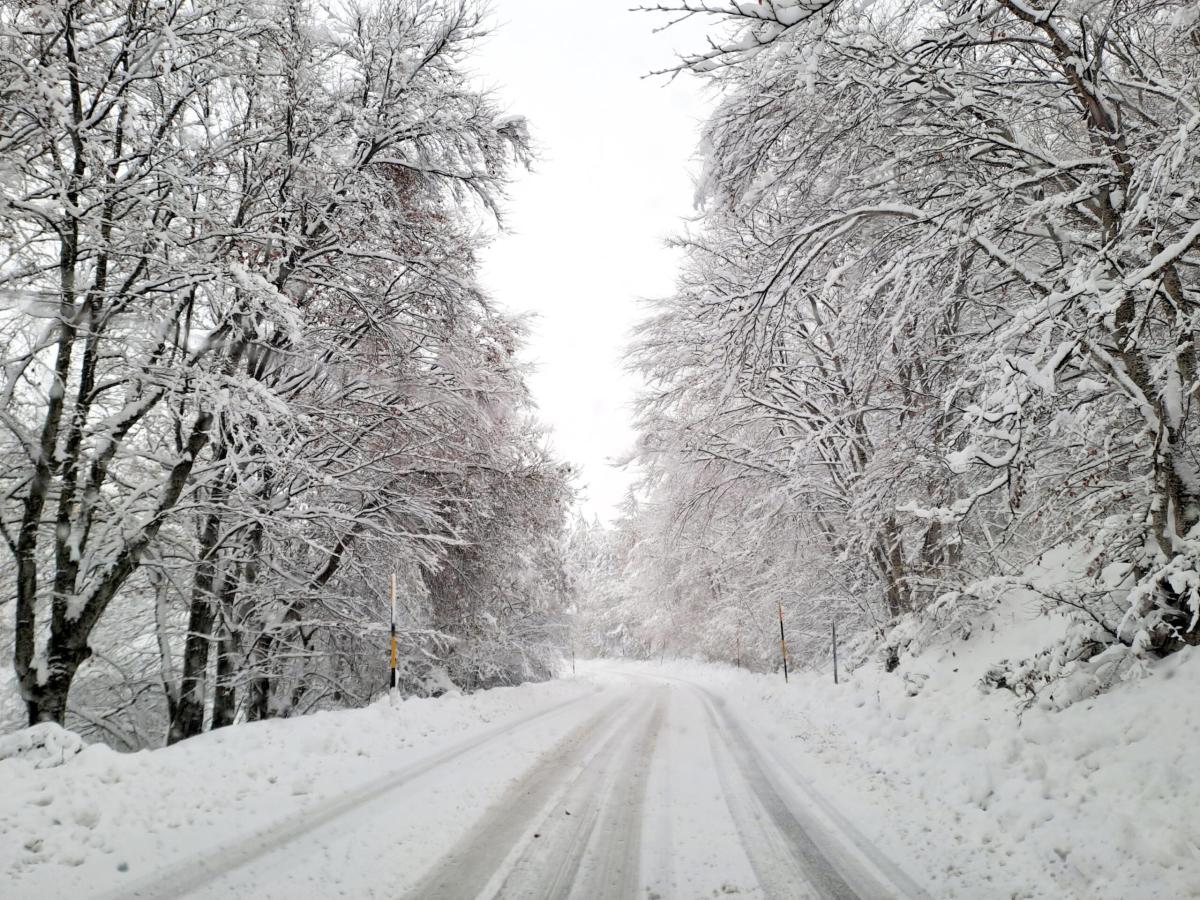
[0,0,571,744]
[0,0,279,725]
[617,0,1200,677]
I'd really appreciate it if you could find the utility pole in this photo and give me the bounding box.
[389,572,398,696]
[832,620,839,685]
[778,602,789,683]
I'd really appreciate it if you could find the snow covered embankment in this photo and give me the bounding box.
[598,602,1200,900]
[0,678,595,899]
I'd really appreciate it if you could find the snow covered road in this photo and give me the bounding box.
[9,635,1199,899]
[71,666,925,900]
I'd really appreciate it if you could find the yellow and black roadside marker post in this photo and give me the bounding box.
[389,572,398,695]
[778,602,789,683]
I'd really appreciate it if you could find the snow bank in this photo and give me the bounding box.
[0,722,85,768]
[0,678,592,899]
[599,596,1200,899]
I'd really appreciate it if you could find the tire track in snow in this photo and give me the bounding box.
[699,689,929,900]
[401,692,643,898]
[702,696,857,899]
[97,690,600,900]
[533,692,663,899]
[610,666,928,899]
[406,688,666,900]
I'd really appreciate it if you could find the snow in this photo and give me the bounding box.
[604,603,1200,898]
[0,723,84,769]
[2,611,1198,899]
[0,679,596,899]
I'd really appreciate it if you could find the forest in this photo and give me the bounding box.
[2,4,1198,898]
[571,0,1200,705]
[0,0,573,748]
[2,0,1199,751]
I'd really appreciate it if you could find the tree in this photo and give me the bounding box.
[0,0,572,744]
[614,0,1200,677]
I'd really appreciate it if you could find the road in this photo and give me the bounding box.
[109,669,926,900]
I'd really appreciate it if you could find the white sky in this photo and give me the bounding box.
[473,1,712,523]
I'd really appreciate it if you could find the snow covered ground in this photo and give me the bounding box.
[2,612,1197,899]
[0,679,597,899]
[619,594,1200,899]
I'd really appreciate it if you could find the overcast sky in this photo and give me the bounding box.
[472,2,712,523]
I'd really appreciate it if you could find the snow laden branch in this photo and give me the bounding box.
[637,0,843,73]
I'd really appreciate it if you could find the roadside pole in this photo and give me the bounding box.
[832,620,839,685]
[389,572,398,697]
[778,602,789,683]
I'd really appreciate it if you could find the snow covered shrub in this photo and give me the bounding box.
[875,590,993,678]
[1121,541,1200,655]
[980,620,1145,712]
[0,723,84,769]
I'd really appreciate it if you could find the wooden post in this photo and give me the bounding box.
[389,572,397,695]
[832,621,839,685]
[778,602,789,683]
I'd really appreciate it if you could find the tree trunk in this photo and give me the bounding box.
[25,643,91,725]
[211,626,239,730]
[168,454,233,744]
[169,592,217,744]
[244,634,273,722]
